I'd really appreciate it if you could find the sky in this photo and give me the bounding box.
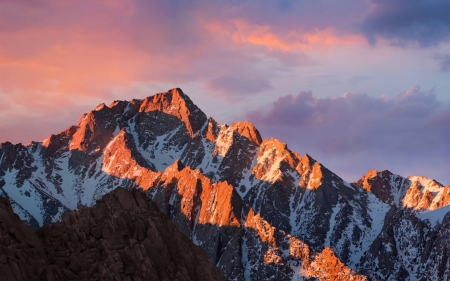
[0,0,449,184]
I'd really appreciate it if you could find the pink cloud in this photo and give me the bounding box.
[0,0,368,100]
[2,0,361,137]
[229,20,365,52]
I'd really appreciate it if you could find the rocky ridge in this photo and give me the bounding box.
[0,88,449,280]
[354,169,450,210]
[0,187,226,281]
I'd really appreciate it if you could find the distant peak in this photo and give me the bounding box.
[407,175,443,188]
[230,121,262,145]
[408,175,430,181]
[365,170,378,178]
[139,88,207,136]
[108,99,128,109]
[261,138,288,151]
[301,153,318,168]
[365,169,394,179]
[172,87,189,99]
[141,88,190,109]
[303,153,315,161]
[203,117,220,142]
[94,103,107,111]
[78,113,88,124]
[356,169,399,186]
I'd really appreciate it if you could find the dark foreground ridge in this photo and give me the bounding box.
[0,188,227,281]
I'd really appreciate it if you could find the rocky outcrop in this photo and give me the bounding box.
[354,170,406,206]
[0,188,227,281]
[354,170,450,211]
[0,196,48,280]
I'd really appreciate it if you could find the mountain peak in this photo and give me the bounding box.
[357,169,395,184]
[407,175,443,188]
[139,88,207,136]
[354,170,450,210]
[230,121,262,145]
[300,153,318,171]
[353,169,403,205]
[94,103,107,111]
[360,167,395,180]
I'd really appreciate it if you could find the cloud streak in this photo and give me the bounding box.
[248,86,450,184]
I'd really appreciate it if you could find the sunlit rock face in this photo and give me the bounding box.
[1,88,450,280]
[354,170,450,211]
[0,188,227,280]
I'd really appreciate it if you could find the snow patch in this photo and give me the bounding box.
[417,205,450,227]
[348,192,391,266]
[324,198,342,247]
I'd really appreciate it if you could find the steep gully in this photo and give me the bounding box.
[0,88,449,280]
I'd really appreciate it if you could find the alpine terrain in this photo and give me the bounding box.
[1,88,449,280]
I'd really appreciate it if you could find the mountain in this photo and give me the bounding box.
[354,170,450,210]
[0,187,227,281]
[0,88,449,280]
[352,170,450,280]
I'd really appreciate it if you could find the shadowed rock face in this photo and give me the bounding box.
[0,188,227,281]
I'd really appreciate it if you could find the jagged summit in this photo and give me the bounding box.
[353,169,404,205]
[353,169,450,211]
[40,88,207,154]
[229,121,262,145]
[139,88,207,136]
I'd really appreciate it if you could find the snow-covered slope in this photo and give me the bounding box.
[1,88,449,280]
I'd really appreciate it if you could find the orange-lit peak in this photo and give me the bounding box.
[364,169,394,180]
[300,153,317,170]
[366,169,379,179]
[204,117,220,142]
[230,121,262,145]
[138,88,207,136]
[245,208,277,247]
[260,138,288,152]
